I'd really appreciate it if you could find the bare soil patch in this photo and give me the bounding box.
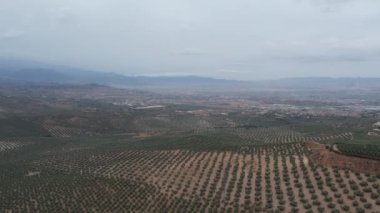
[307,141,380,175]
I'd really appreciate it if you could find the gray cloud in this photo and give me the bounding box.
[303,0,355,6]
[273,53,378,63]
[0,30,25,40]
[0,0,380,80]
[264,37,380,63]
[300,0,356,12]
[176,48,205,56]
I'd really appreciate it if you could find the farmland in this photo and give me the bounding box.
[1,133,380,212]
[0,84,380,212]
[336,144,380,160]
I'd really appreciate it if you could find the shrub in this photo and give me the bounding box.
[327,203,335,209]
[363,203,372,209]
[356,208,365,213]
[341,205,349,211]
[317,207,325,213]
[371,193,379,199]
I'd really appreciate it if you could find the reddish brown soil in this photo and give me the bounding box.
[306,141,380,175]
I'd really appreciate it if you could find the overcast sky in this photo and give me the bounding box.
[1,0,380,80]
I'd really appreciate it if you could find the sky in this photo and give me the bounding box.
[1,0,380,80]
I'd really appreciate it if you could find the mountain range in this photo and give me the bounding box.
[1,58,380,90]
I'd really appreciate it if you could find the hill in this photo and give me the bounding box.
[0,59,244,88]
[1,59,380,91]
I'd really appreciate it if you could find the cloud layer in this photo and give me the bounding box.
[0,0,380,80]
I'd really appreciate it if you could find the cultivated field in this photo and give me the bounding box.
[1,129,379,213]
[0,140,27,152]
[1,85,380,212]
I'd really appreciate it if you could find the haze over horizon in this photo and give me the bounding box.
[1,0,380,80]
